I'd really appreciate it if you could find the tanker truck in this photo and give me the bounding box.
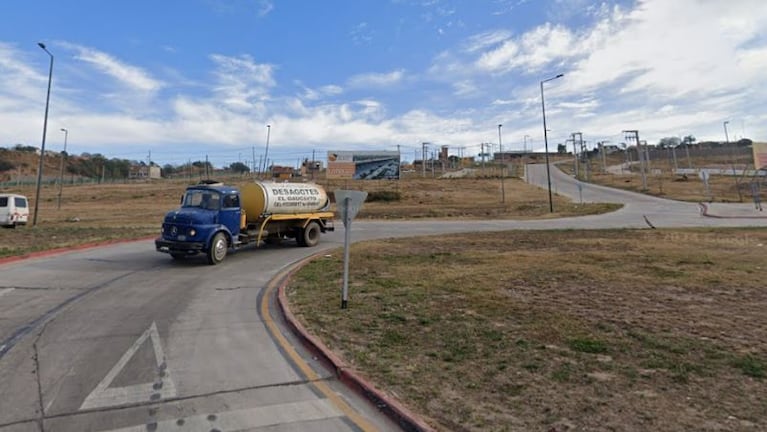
[155,180,335,265]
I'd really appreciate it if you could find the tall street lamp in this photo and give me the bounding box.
[540,73,564,213]
[57,128,68,210]
[33,42,54,226]
[261,124,271,179]
[723,120,730,143]
[498,124,505,204]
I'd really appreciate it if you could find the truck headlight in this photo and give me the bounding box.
[189,229,196,237]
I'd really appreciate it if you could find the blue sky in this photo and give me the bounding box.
[1,0,765,168]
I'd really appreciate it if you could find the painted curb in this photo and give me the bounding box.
[0,235,156,266]
[698,202,767,219]
[276,256,437,432]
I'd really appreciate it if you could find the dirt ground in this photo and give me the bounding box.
[287,229,767,432]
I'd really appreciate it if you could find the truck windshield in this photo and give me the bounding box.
[182,190,221,210]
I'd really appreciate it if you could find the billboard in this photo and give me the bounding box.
[327,151,400,180]
[753,142,767,170]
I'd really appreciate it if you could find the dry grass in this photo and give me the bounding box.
[287,229,767,431]
[0,176,618,257]
[566,152,763,203]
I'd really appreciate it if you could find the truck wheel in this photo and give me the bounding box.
[301,221,321,247]
[207,233,228,265]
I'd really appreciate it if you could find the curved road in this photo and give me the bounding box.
[1,165,765,432]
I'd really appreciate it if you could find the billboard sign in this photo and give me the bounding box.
[753,142,767,170]
[327,151,400,180]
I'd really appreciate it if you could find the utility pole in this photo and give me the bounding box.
[498,124,505,204]
[252,145,257,178]
[568,135,578,178]
[624,130,646,191]
[598,141,608,174]
[421,142,428,178]
[578,134,589,181]
[261,124,271,179]
[57,128,68,210]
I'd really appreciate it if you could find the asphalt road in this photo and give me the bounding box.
[1,165,765,432]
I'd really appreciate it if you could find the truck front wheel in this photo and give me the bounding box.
[207,232,228,265]
[300,221,321,247]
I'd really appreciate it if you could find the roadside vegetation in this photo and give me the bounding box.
[287,228,767,431]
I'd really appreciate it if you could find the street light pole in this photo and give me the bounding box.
[57,128,68,210]
[498,124,505,204]
[262,124,271,179]
[523,134,530,153]
[723,121,730,143]
[540,73,564,213]
[33,42,54,226]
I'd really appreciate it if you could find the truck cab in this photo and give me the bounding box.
[156,185,241,263]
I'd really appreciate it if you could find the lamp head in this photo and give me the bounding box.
[38,42,46,49]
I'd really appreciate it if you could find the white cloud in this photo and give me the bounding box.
[348,69,405,88]
[464,30,513,53]
[350,22,374,45]
[210,54,275,110]
[298,82,344,101]
[258,0,274,16]
[63,43,163,93]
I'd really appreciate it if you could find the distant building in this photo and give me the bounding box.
[129,164,161,179]
[270,165,297,180]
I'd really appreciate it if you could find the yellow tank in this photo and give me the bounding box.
[241,181,330,223]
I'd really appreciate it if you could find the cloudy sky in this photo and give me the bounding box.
[1,0,765,167]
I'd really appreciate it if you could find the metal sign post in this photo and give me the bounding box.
[334,190,368,309]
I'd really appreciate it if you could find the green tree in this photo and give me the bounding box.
[658,137,681,149]
[557,143,567,154]
[681,135,696,146]
[229,161,250,174]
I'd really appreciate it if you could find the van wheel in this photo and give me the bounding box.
[207,233,228,265]
[301,222,321,247]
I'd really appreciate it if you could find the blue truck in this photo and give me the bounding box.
[155,181,335,264]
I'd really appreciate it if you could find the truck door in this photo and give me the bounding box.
[220,193,242,236]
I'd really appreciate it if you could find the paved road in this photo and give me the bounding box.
[1,165,765,432]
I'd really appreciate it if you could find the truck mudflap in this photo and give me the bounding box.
[155,238,205,255]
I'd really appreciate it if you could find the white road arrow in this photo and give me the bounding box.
[80,322,177,410]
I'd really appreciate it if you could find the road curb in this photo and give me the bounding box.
[698,202,767,219]
[0,235,156,266]
[275,256,437,432]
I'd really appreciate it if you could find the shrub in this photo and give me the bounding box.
[0,159,15,172]
[366,190,402,202]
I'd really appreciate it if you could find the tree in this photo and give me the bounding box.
[228,161,250,174]
[658,137,681,149]
[162,164,177,177]
[681,135,696,147]
[557,143,567,154]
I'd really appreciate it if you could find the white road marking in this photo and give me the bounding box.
[0,288,14,298]
[80,322,176,410]
[102,398,344,431]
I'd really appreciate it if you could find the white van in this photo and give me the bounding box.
[0,194,30,228]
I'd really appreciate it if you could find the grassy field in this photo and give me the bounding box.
[0,175,618,258]
[287,228,767,431]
